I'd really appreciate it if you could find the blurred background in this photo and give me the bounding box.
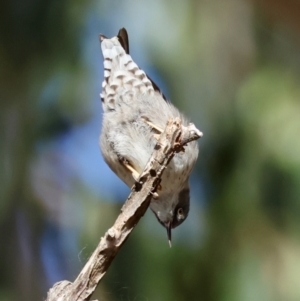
[1,0,300,300]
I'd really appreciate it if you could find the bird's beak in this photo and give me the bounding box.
[166,221,172,248]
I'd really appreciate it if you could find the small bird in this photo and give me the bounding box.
[99,28,199,246]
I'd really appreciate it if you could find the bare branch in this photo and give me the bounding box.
[45,117,203,301]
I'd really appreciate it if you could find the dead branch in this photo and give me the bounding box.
[45,117,203,301]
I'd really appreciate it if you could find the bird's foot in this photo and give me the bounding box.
[145,120,163,133]
[121,160,140,181]
[151,191,159,199]
[142,117,163,134]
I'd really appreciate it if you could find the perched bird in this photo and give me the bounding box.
[99,28,199,246]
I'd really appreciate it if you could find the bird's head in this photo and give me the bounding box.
[150,187,190,247]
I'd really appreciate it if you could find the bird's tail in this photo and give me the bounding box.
[99,28,154,110]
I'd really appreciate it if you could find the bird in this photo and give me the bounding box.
[99,28,199,246]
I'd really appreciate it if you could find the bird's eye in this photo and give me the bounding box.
[177,208,184,220]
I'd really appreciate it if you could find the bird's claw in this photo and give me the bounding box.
[122,161,140,180]
[142,117,163,134]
